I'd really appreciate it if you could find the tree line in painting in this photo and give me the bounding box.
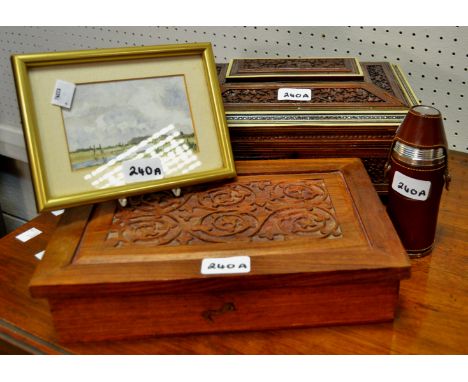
[69,133,197,171]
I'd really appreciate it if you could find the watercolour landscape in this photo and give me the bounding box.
[61,75,197,171]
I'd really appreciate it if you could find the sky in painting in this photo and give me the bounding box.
[61,75,194,152]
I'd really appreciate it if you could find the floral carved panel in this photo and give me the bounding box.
[222,87,385,104]
[365,64,395,96]
[106,178,343,248]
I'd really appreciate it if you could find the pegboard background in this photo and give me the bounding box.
[0,25,467,155]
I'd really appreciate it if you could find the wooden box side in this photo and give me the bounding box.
[227,124,397,187]
[49,279,401,342]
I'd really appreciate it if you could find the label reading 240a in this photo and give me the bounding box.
[201,256,251,275]
[278,88,312,101]
[392,171,431,201]
[123,157,164,183]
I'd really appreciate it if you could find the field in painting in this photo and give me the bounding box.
[69,134,197,170]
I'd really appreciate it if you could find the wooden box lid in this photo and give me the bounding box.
[30,158,410,299]
[218,60,418,114]
[225,57,364,80]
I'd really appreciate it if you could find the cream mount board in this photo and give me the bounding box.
[0,26,467,155]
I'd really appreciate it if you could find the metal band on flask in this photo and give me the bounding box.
[392,140,445,167]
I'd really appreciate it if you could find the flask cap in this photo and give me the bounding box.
[394,105,448,150]
[386,105,451,190]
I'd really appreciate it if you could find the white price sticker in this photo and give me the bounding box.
[122,157,164,184]
[392,171,431,201]
[51,80,76,109]
[201,256,251,275]
[51,209,65,216]
[16,227,42,243]
[35,250,45,261]
[278,88,312,101]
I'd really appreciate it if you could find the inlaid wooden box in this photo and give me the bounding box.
[217,59,419,194]
[29,159,410,343]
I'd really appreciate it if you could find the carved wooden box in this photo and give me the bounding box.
[30,159,410,343]
[217,59,419,194]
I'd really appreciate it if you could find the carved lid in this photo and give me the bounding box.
[226,58,364,80]
[30,159,410,298]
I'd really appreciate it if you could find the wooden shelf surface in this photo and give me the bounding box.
[0,152,467,354]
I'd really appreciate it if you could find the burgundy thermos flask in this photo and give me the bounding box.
[386,105,451,257]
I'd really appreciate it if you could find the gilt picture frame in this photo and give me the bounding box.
[12,43,236,212]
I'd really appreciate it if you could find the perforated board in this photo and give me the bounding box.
[0,26,467,153]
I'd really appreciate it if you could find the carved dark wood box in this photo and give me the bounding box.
[29,159,410,343]
[217,58,419,194]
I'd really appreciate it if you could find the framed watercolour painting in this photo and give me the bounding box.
[12,43,236,211]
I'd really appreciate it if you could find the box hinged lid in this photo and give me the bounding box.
[217,59,419,126]
[30,159,410,299]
